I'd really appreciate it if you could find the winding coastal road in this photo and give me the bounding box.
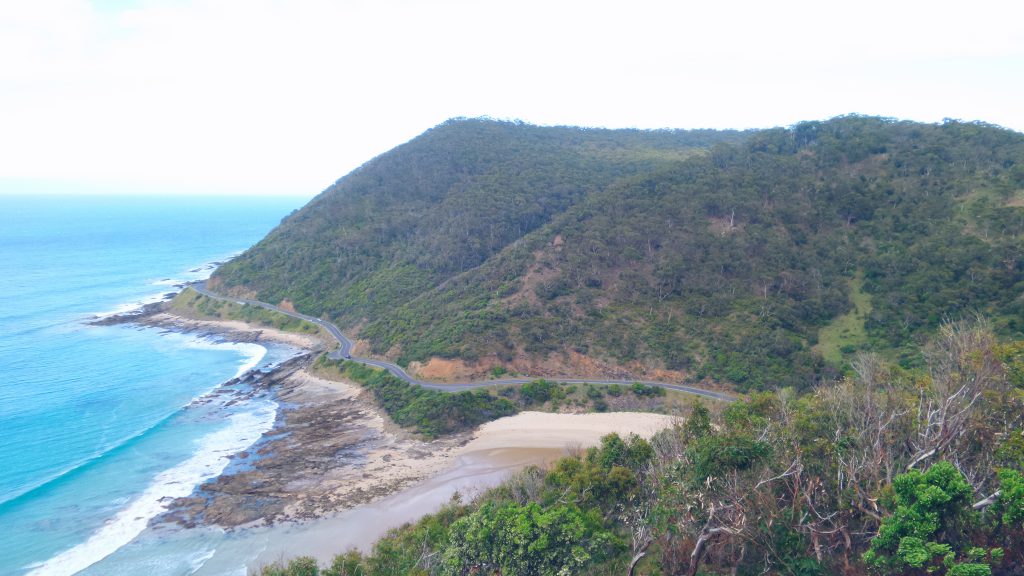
[192,282,735,403]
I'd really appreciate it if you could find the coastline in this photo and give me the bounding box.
[160,362,473,528]
[97,305,474,530]
[97,304,329,353]
[0,198,316,576]
[93,300,679,573]
[234,411,678,569]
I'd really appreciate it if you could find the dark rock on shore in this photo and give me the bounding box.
[88,299,171,326]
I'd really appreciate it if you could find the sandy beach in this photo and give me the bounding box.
[196,405,678,572]
[462,410,677,452]
[162,364,678,529]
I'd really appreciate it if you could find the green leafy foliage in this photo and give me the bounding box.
[258,556,320,576]
[689,432,771,481]
[864,462,994,575]
[518,379,561,405]
[493,378,682,415]
[543,434,654,512]
[214,116,1024,390]
[441,501,618,576]
[259,327,1024,576]
[322,358,517,438]
[682,399,712,441]
[630,382,666,397]
[995,469,1024,527]
[995,343,1024,388]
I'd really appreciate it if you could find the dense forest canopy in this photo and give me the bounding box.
[214,116,1024,391]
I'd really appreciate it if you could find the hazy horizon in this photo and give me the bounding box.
[5,113,1019,198]
[3,0,1022,197]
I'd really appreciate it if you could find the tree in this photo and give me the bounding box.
[864,461,1000,575]
[440,501,620,576]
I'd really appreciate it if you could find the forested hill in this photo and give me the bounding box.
[213,116,1024,391]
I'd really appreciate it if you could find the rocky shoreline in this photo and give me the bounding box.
[161,358,471,529]
[91,297,326,349]
[96,302,470,530]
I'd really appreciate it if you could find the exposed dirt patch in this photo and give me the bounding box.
[406,349,692,385]
[350,340,373,357]
[278,299,298,314]
[645,367,690,382]
[409,357,481,381]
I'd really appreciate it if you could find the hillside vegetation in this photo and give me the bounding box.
[260,321,1024,576]
[214,116,1024,391]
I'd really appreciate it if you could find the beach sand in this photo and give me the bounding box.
[199,406,678,573]
[462,410,677,452]
[166,363,678,531]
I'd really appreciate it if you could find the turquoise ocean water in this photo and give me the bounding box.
[0,195,306,575]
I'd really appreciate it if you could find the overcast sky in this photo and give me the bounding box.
[2,0,1022,196]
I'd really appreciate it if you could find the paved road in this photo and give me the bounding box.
[191,282,736,402]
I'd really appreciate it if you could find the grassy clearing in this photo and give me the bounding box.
[168,287,330,340]
[815,273,872,365]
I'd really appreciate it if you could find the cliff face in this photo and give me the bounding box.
[214,116,1024,390]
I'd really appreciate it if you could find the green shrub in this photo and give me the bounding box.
[441,501,620,576]
[630,382,666,397]
[328,358,517,438]
[864,461,996,575]
[258,556,320,576]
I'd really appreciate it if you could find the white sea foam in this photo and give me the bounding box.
[27,400,278,576]
[94,291,174,319]
[184,339,267,379]
[186,548,217,574]
[233,344,267,378]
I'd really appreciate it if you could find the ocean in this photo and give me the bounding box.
[0,194,307,575]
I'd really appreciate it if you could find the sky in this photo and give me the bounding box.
[1,0,1022,197]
